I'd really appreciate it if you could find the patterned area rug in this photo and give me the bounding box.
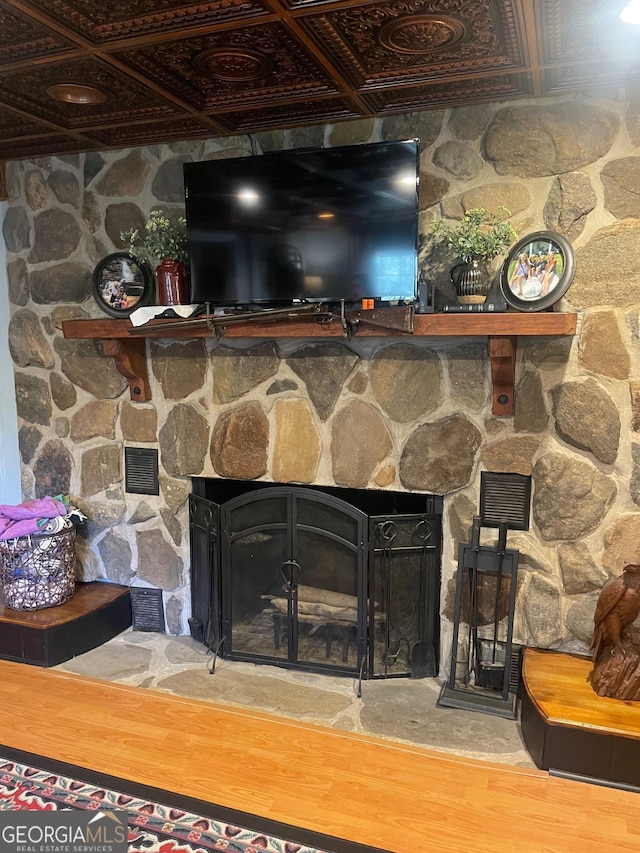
[0,756,374,853]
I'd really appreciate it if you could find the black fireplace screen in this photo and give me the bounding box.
[369,515,441,678]
[189,479,442,680]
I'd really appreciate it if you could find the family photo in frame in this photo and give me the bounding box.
[500,231,575,312]
[92,252,153,318]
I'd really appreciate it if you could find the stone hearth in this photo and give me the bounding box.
[56,629,533,769]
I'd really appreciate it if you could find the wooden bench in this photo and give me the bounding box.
[521,647,640,788]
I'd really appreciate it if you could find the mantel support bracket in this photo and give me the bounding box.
[101,339,150,401]
[489,335,516,417]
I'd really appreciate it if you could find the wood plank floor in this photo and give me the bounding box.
[0,658,639,853]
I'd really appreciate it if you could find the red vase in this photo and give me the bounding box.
[155,258,189,306]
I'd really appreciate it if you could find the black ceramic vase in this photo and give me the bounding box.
[450,257,492,305]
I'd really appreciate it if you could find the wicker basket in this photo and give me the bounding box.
[0,527,76,611]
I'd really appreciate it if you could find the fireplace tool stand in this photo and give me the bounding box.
[437,516,520,719]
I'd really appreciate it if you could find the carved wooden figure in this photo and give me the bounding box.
[590,561,640,700]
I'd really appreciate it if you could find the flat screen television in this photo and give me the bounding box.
[183,139,419,308]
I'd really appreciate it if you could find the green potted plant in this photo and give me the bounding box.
[430,207,518,304]
[121,209,189,306]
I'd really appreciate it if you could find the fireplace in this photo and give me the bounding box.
[189,478,442,680]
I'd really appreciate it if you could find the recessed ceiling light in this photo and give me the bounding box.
[620,0,640,24]
[46,83,108,105]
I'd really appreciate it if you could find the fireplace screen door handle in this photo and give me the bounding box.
[281,559,302,593]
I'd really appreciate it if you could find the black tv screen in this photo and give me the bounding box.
[183,139,419,307]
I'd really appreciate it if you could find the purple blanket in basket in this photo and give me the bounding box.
[0,497,68,540]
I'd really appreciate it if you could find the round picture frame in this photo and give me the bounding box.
[92,252,154,318]
[499,231,575,312]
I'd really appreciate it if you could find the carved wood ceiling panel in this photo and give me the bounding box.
[0,0,636,161]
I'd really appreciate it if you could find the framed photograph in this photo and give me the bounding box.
[499,231,575,312]
[92,252,153,318]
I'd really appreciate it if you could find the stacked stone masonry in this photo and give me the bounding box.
[4,92,640,661]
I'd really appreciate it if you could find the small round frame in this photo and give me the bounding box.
[92,252,153,318]
[499,231,575,312]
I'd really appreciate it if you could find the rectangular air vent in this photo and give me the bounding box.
[480,471,532,531]
[125,447,159,495]
[130,587,165,632]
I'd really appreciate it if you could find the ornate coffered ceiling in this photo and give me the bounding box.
[0,0,638,161]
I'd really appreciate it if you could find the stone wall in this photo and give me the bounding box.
[4,90,640,659]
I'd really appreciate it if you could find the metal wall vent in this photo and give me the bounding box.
[509,644,524,695]
[130,587,165,632]
[480,471,532,531]
[125,447,159,495]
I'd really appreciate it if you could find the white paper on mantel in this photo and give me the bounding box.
[129,305,202,327]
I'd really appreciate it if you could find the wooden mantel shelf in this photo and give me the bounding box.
[62,312,577,416]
